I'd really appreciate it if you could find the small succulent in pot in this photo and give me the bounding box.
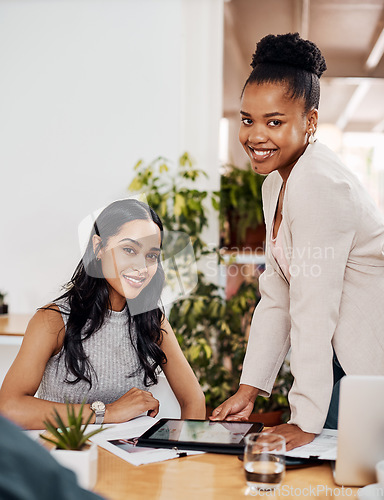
[40,401,105,450]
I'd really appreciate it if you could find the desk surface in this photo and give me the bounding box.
[93,447,359,500]
[0,314,32,336]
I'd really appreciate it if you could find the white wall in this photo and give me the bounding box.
[222,3,250,169]
[0,338,23,387]
[0,0,223,314]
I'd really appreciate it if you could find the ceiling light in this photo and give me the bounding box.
[336,81,371,130]
[365,28,384,70]
[373,118,384,133]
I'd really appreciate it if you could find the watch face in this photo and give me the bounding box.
[91,401,105,411]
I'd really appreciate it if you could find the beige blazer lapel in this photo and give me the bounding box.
[263,173,289,283]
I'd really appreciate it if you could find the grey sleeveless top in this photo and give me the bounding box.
[37,300,147,404]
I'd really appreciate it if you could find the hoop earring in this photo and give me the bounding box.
[308,131,316,145]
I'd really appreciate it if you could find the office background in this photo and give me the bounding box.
[1,0,384,314]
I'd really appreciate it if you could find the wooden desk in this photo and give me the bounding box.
[0,314,31,336]
[94,448,359,500]
[1,314,360,498]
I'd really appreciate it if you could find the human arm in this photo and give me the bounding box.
[0,307,159,429]
[0,307,88,429]
[159,317,206,419]
[284,158,357,434]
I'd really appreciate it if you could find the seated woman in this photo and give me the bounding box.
[0,199,206,429]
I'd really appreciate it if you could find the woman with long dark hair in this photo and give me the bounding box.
[0,199,205,429]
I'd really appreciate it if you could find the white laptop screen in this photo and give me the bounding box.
[334,375,384,487]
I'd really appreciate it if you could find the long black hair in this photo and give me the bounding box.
[44,199,167,388]
[243,32,327,112]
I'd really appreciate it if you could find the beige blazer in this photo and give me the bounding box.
[240,141,384,434]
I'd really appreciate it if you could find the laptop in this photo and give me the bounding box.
[334,375,384,486]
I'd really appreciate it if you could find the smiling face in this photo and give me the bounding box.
[93,219,161,311]
[239,82,318,181]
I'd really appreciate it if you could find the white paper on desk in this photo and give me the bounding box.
[89,416,203,466]
[285,429,337,460]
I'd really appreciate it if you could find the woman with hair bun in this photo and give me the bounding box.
[0,199,206,429]
[211,33,384,449]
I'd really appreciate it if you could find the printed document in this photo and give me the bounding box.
[285,428,337,460]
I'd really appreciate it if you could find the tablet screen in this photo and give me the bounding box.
[148,419,255,445]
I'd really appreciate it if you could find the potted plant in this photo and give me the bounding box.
[40,401,106,490]
[0,290,8,314]
[220,163,266,250]
[128,153,292,424]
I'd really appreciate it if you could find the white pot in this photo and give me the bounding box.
[50,441,98,490]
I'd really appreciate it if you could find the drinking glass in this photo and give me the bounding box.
[244,433,286,491]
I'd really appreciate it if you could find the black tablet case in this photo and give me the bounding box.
[137,418,264,455]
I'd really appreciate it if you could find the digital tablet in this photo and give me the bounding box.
[137,418,264,455]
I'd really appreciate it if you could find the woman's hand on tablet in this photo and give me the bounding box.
[106,387,160,422]
[209,385,259,421]
[264,423,316,451]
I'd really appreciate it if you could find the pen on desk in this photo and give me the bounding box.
[172,447,188,458]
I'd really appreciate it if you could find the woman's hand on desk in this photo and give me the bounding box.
[106,387,159,423]
[209,385,259,421]
[264,423,316,451]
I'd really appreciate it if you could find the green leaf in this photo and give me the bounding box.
[133,159,143,171]
[41,420,63,442]
[76,400,84,428]
[179,152,193,168]
[78,426,107,448]
[174,193,185,217]
[203,343,212,359]
[211,197,220,211]
[52,409,69,440]
[127,177,143,192]
[188,344,202,362]
[192,299,204,316]
[229,188,238,208]
[40,435,69,450]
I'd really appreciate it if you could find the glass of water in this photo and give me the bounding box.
[244,433,286,491]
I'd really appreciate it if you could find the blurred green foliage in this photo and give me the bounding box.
[220,162,265,246]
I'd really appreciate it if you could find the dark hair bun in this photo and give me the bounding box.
[251,32,327,78]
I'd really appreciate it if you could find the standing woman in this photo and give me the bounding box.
[0,199,206,429]
[211,33,384,449]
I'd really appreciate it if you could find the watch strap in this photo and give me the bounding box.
[94,410,104,425]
